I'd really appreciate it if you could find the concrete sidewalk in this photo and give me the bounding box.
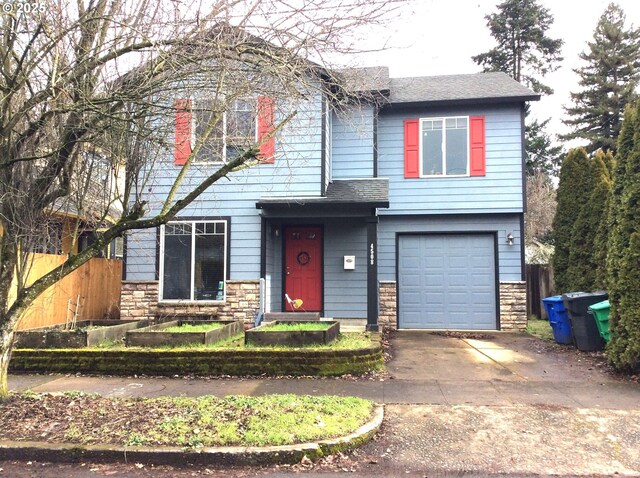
[8,332,640,409]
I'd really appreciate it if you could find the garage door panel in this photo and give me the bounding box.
[398,234,497,330]
[447,274,469,286]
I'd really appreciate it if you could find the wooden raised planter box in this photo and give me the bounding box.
[14,320,150,349]
[125,320,242,347]
[245,321,340,347]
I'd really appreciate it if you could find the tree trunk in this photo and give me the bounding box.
[0,320,15,398]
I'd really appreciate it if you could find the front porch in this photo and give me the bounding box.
[257,178,389,331]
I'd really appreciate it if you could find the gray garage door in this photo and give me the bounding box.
[398,234,497,330]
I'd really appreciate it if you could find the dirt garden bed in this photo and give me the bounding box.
[125,320,242,347]
[14,320,150,349]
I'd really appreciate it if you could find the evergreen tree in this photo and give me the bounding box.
[562,3,640,154]
[526,118,564,176]
[551,148,592,293]
[606,105,636,311]
[592,150,615,289]
[472,0,564,176]
[472,0,563,95]
[568,151,611,291]
[607,102,640,371]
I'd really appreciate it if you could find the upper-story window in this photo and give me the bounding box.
[421,117,468,176]
[404,115,485,179]
[193,98,257,164]
[175,97,275,166]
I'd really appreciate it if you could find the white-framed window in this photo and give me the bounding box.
[159,220,228,302]
[192,98,257,164]
[420,116,469,177]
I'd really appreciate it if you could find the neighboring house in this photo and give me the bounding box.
[8,150,124,330]
[122,68,539,331]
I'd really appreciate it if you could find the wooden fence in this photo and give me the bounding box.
[525,264,555,320]
[13,254,122,330]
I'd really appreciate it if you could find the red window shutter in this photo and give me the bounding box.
[258,96,275,164]
[469,116,486,176]
[174,99,192,166]
[404,119,420,178]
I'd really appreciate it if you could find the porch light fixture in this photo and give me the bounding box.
[506,232,514,246]
[272,226,280,238]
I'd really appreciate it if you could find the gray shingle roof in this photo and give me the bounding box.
[326,178,388,203]
[256,179,389,209]
[388,72,539,104]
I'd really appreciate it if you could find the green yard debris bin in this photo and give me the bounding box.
[588,300,611,342]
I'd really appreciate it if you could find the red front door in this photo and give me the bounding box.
[284,226,322,312]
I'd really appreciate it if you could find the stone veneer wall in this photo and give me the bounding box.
[376,280,527,331]
[120,281,158,321]
[120,280,260,323]
[499,281,527,331]
[378,281,397,328]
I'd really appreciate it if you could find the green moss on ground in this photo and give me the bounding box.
[10,333,383,377]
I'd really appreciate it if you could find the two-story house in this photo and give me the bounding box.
[121,67,538,332]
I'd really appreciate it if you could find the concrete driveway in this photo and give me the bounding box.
[383,331,639,409]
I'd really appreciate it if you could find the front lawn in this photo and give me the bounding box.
[0,392,374,448]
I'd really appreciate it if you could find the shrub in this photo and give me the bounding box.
[607,102,640,371]
[552,148,592,292]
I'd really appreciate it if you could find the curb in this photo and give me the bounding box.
[0,405,384,466]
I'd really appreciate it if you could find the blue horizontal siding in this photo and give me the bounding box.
[331,106,374,179]
[323,220,367,317]
[378,214,523,282]
[377,104,524,215]
[125,228,157,280]
[126,90,325,281]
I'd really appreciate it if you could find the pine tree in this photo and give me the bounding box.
[568,151,611,291]
[551,148,592,293]
[472,0,564,176]
[472,0,563,95]
[607,101,640,371]
[562,3,640,154]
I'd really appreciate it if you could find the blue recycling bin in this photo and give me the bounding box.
[542,295,573,345]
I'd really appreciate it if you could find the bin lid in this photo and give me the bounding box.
[542,295,564,303]
[561,291,588,299]
[588,300,610,311]
[561,291,608,301]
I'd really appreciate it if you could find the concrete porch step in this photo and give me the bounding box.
[328,318,366,332]
[263,312,321,321]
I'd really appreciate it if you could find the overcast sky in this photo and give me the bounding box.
[355,0,640,138]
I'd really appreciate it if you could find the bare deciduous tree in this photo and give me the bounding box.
[525,172,556,244]
[0,0,400,396]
